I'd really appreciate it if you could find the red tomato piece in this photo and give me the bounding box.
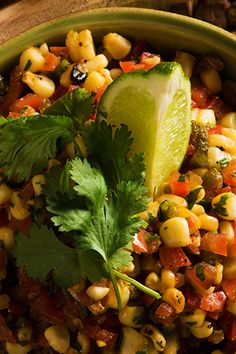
[223,160,236,187]
[49,46,69,58]
[206,95,230,120]
[191,84,208,108]
[41,53,60,71]
[154,302,177,326]
[182,288,200,310]
[200,232,228,257]
[208,125,222,135]
[206,310,221,320]
[94,84,108,102]
[159,246,191,270]
[132,229,148,254]
[119,60,147,73]
[170,180,190,198]
[222,278,236,301]
[9,93,45,112]
[8,216,33,235]
[186,262,217,293]
[200,291,226,312]
[84,324,118,348]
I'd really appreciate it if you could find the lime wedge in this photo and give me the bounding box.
[98,62,191,196]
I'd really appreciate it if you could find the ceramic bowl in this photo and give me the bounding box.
[0,7,236,78]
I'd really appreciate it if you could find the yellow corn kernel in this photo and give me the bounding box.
[145,272,159,291]
[77,332,90,354]
[5,343,32,354]
[103,33,131,60]
[175,51,196,78]
[17,327,33,345]
[163,333,180,354]
[181,309,206,327]
[141,324,166,351]
[159,268,176,292]
[209,134,236,153]
[110,68,123,80]
[191,108,216,126]
[0,294,10,310]
[48,159,61,169]
[157,194,187,207]
[66,30,96,62]
[208,147,232,169]
[211,351,225,354]
[59,64,73,88]
[86,54,108,73]
[140,255,157,273]
[226,298,236,315]
[192,168,208,178]
[104,279,130,310]
[0,184,13,205]
[137,201,159,222]
[199,213,219,232]
[189,320,213,339]
[160,217,191,247]
[119,327,146,354]
[65,142,75,160]
[219,221,235,245]
[162,288,185,314]
[223,256,236,279]
[220,112,236,129]
[200,68,222,95]
[86,283,110,301]
[19,47,45,73]
[221,127,236,144]
[68,278,86,298]
[39,42,49,56]
[126,254,140,278]
[214,263,223,285]
[0,227,14,249]
[141,53,160,67]
[31,174,45,196]
[96,341,107,348]
[10,192,30,220]
[178,207,201,233]
[83,71,106,93]
[212,192,236,220]
[44,325,70,353]
[22,72,55,98]
[99,68,113,85]
[118,305,145,328]
[187,171,203,190]
[191,204,205,215]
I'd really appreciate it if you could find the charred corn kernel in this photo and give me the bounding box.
[200,68,222,95]
[160,217,191,247]
[118,305,145,328]
[178,207,201,233]
[99,68,113,85]
[104,279,130,310]
[159,269,176,292]
[17,327,33,345]
[22,72,55,98]
[10,191,30,220]
[0,294,10,309]
[191,108,216,127]
[39,42,49,56]
[0,184,13,205]
[86,284,110,301]
[191,204,205,215]
[0,227,14,249]
[220,112,236,129]
[145,272,159,291]
[141,324,166,351]
[31,174,45,196]
[209,134,236,153]
[83,71,106,93]
[103,33,131,60]
[65,142,75,160]
[137,201,159,221]
[5,343,32,354]
[163,334,180,354]
[226,299,236,315]
[208,147,232,169]
[212,192,236,220]
[181,309,206,327]
[85,54,108,73]
[223,256,236,279]
[189,320,213,339]
[59,64,73,87]
[175,51,196,78]
[192,168,208,178]
[119,327,146,354]
[96,341,107,348]
[157,194,187,207]
[215,263,223,285]
[77,332,90,354]
[162,288,185,314]
[199,213,218,232]
[19,47,45,72]
[110,68,123,80]
[219,221,235,245]
[66,30,96,61]
[44,325,70,353]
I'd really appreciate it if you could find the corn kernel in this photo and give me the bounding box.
[103,33,131,60]
[19,47,45,73]
[160,217,191,247]
[22,72,55,98]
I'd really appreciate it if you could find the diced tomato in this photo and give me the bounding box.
[8,216,33,235]
[132,229,148,254]
[140,52,160,69]
[41,53,60,71]
[222,278,236,301]
[206,310,221,320]
[182,288,200,310]
[206,95,230,120]
[159,246,191,270]
[200,291,226,312]
[94,84,108,102]
[200,232,228,257]
[191,84,208,108]
[139,293,156,307]
[186,262,217,293]
[227,318,236,341]
[154,302,177,326]
[84,324,118,348]
[170,180,190,198]
[208,125,222,135]
[49,46,68,58]
[187,217,199,236]
[119,60,147,73]
[223,160,236,187]
[21,180,35,202]
[51,85,68,101]
[9,93,45,112]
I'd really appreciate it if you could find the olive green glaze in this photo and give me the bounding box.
[0,7,236,78]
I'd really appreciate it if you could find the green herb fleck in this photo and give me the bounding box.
[23,59,32,71]
[218,158,229,168]
[195,263,205,281]
[213,193,230,217]
[186,187,202,209]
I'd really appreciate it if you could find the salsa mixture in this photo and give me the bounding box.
[0,29,236,354]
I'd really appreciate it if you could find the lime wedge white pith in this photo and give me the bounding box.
[98,62,191,196]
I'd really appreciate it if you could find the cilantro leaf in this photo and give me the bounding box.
[213,193,230,216]
[45,88,94,130]
[13,224,81,288]
[186,187,202,209]
[0,115,75,182]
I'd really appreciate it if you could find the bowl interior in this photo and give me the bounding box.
[0,7,236,78]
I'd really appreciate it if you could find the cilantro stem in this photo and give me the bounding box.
[113,269,161,300]
[108,266,122,310]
